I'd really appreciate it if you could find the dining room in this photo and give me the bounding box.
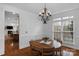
[0,3,79,56]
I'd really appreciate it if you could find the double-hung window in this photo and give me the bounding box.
[53,16,74,44]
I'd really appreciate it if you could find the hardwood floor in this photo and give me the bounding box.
[4,35,79,56]
[62,46,78,56]
[3,46,79,56]
[4,47,31,56]
[5,34,19,56]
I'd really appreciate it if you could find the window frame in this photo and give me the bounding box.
[53,18,75,45]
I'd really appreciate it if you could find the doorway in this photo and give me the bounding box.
[5,11,19,55]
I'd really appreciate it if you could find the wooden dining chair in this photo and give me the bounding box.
[42,48,54,56]
[31,46,43,56]
[29,41,42,56]
[53,47,62,56]
[53,39,63,56]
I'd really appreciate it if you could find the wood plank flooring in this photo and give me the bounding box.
[3,46,79,56]
[4,35,79,56]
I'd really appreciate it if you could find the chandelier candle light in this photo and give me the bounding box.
[39,4,52,24]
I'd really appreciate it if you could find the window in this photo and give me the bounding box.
[63,20,73,43]
[53,16,74,44]
[54,22,61,32]
[54,22,61,41]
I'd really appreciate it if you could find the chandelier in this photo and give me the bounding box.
[39,4,52,24]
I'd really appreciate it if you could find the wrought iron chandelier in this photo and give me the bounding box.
[39,4,52,24]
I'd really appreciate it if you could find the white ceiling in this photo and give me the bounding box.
[4,3,79,14]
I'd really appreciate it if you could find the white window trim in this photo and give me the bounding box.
[52,18,75,45]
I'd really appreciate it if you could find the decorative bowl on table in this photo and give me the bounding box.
[42,37,49,42]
